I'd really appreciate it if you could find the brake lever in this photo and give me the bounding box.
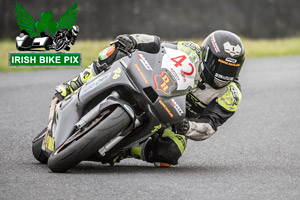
[109,40,120,46]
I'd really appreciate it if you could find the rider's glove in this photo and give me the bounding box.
[172,118,190,135]
[115,34,136,52]
[184,122,216,141]
[55,83,72,101]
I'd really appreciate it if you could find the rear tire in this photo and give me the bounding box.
[32,128,48,164]
[47,106,131,173]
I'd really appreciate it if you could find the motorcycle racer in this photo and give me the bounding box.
[52,25,79,51]
[55,31,245,166]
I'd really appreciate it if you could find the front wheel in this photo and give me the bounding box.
[47,106,131,173]
[55,39,65,51]
[32,127,48,164]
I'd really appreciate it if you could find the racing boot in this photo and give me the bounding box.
[129,129,187,167]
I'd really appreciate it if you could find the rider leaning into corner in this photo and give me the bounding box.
[55,30,245,167]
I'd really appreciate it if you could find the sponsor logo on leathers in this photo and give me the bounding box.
[230,85,239,105]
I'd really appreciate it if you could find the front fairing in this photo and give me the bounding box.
[124,45,198,124]
[50,62,138,150]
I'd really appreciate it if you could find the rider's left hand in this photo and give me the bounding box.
[172,118,190,135]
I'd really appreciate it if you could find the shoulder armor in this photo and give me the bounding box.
[177,41,201,65]
[177,41,201,55]
[217,82,242,112]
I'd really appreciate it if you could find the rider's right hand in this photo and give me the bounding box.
[115,34,136,52]
[55,83,72,101]
[172,118,190,135]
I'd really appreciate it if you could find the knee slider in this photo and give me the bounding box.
[150,129,187,165]
[152,138,182,165]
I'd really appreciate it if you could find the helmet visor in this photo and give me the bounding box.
[204,50,241,82]
[201,63,231,88]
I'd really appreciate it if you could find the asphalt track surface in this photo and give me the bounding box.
[1,56,300,200]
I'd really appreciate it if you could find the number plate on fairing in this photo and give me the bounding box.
[161,48,197,90]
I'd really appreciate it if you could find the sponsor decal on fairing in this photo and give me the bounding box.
[138,54,153,71]
[158,100,173,117]
[171,99,184,116]
[153,71,175,95]
[113,67,121,79]
[134,64,148,84]
[162,48,197,90]
[80,73,111,95]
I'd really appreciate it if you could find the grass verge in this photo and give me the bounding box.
[1,37,300,72]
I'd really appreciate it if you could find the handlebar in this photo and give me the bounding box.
[110,40,132,58]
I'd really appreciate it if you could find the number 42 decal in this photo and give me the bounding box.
[170,55,195,77]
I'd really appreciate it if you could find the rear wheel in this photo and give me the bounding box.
[47,106,131,173]
[32,127,48,164]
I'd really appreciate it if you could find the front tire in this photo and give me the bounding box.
[47,106,131,173]
[32,127,48,164]
[55,39,65,51]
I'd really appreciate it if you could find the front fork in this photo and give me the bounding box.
[41,97,59,155]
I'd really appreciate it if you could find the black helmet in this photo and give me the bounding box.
[200,30,245,89]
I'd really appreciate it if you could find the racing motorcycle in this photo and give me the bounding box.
[32,41,198,172]
[53,26,79,51]
[53,31,71,51]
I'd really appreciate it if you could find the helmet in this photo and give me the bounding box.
[200,30,245,89]
[72,25,80,36]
